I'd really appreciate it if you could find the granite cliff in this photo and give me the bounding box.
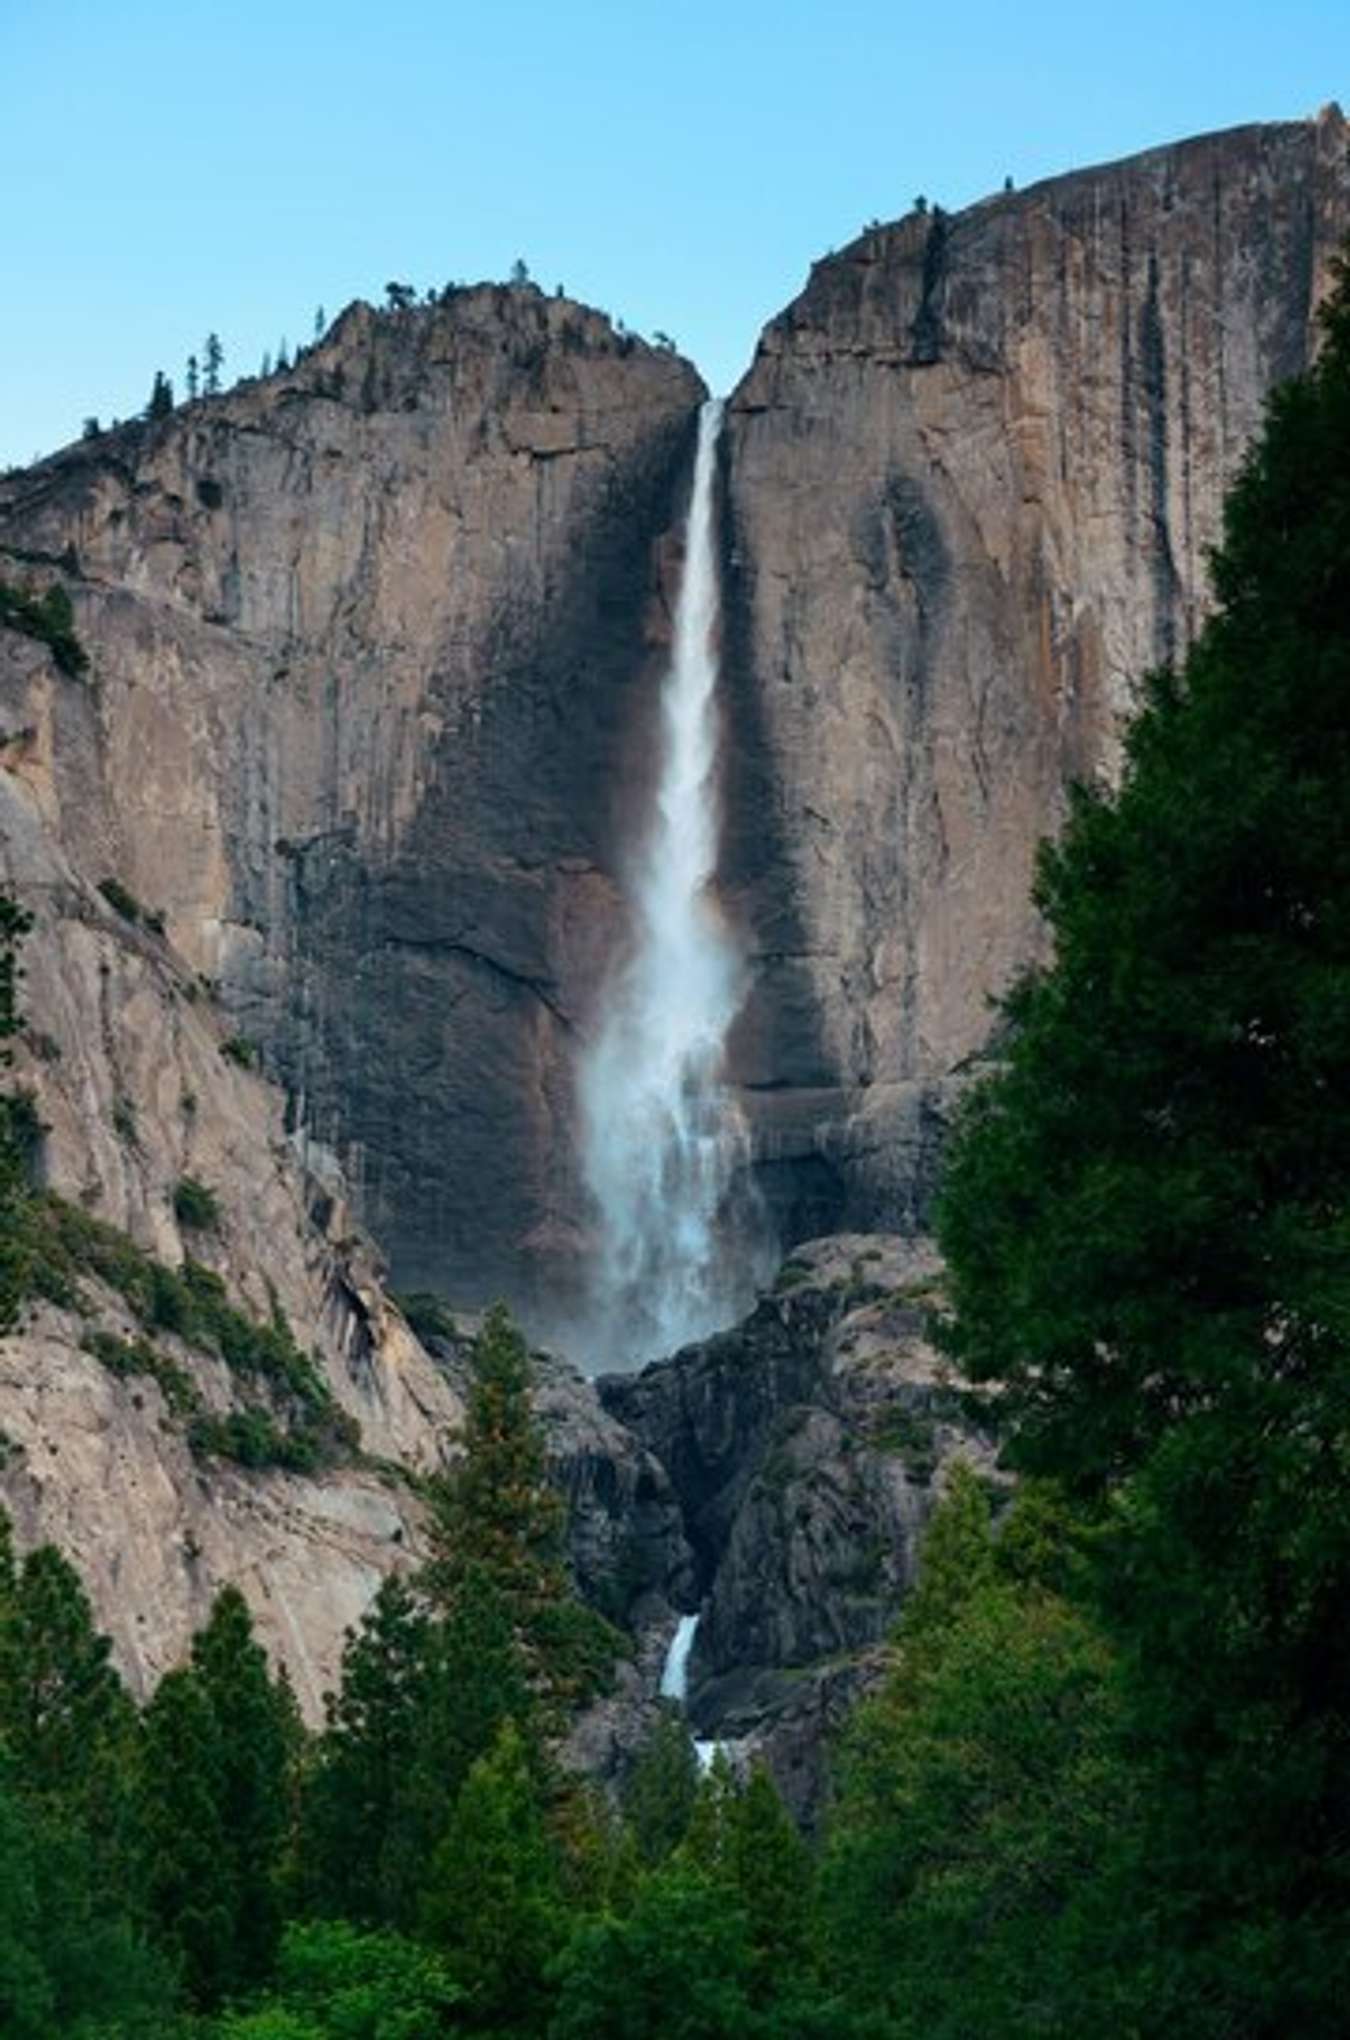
[0,288,703,1323]
[721,106,1350,1237]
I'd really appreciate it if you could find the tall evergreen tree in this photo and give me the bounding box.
[145,370,173,419]
[937,255,1350,2026]
[0,1528,135,1844]
[191,1585,297,1990]
[551,1858,758,2040]
[425,1304,617,1714]
[298,1573,432,1928]
[136,1667,235,2008]
[137,1589,294,2007]
[0,1765,175,2039]
[203,332,223,394]
[420,1717,565,2033]
[623,1707,699,1867]
[819,1483,1132,2038]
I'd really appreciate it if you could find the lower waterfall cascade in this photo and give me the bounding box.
[658,1610,720,1772]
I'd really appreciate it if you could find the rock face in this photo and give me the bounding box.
[0,289,704,1320]
[598,1235,997,1818]
[721,109,1350,1239]
[0,617,472,1710]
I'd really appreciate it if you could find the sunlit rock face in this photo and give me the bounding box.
[0,289,704,1326]
[720,108,1350,1242]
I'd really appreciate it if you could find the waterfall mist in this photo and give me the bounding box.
[579,398,771,1369]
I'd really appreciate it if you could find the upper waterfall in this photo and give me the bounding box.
[579,398,771,1368]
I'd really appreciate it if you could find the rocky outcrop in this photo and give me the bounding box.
[0,615,472,1709]
[722,109,1350,1240]
[598,1235,997,1818]
[0,289,704,1320]
[413,1311,695,1627]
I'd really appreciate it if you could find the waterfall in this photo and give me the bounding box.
[659,1612,701,1702]
[658,1611,720,1771]
[579,398,770,1368]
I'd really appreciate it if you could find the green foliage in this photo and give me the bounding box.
[0,580,89,678]
[934,254,1350,2027]
[138,1588,297,2009]
[81,1327,201,1417]
[0,1764,175,2039]
[622,1706,700,1866]
[219,1920,462,2038]
[24,1193,356,1468]
[221,1034,259,1069]
[173,1175,220,1231]
[392,1290,458,1344]
[189,1406,331,1473]
[0,1527,136,1822]
[297,1575,435,1929]
[820,1483,1132,2037]
[551,1860,758,2040]
[420,1717,565,2031]
[98,877,144,925]
[424,1303,621,1714]
[137,1665,236,2008]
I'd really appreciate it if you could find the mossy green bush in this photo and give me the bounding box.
[0,579,89,678]
[26,1192,357,1469]
[173,1176,220,1231]
[394,1289,458,1343]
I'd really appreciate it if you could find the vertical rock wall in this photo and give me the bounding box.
[722,109,1350,1236]
[0,293,705,1316]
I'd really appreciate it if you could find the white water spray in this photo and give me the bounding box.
[658,1612,721,1772]
[580,398,769,1367]
[660,1613,701,1702]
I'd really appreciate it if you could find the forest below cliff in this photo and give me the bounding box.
[1,240,1349,2040]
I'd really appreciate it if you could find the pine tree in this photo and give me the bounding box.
[551,1857,758,2040]
[137,1589,295,2007]
[424,1304,617,1713]
[203,332,223,394]
[145,370,173,419]
[723,1763,814,2003]
[420,1717,565,2031]
[0,1761,178,2037]
[623,1706,699,1866]
[190,1586,297,1991]
[299,1573,433,1927]
[185,353,199,400]
[936,255,1350,2025]
[815,1482,1131,2037]
[136,1667,235,2008]
[0,1531,134,1826]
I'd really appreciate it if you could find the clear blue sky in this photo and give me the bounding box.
[2,1,1346,467]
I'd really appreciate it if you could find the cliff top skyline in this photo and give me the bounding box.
[3,0,1347,469]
